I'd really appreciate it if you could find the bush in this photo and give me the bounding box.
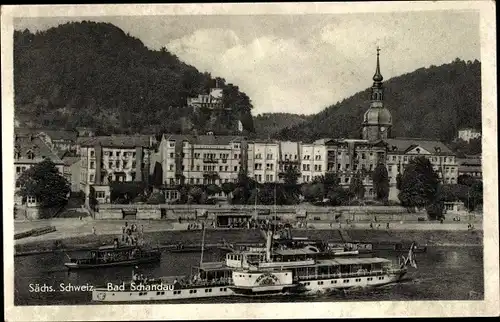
[146,192,166,204]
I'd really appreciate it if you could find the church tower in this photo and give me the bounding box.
[362,47,392,141]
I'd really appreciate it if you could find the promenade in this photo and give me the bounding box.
[13,216,482,246]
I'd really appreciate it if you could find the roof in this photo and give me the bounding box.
[274,249,318,256]
[163,134,246,146]
[14,136,63,164]
[195,261,231,271]
[457,158,482,166]
[316,257,391,266]
[385,138,455,156]
[15,128,77,141]
[77,135,154,148]
[458,166,482,173]
[62,156,80,166]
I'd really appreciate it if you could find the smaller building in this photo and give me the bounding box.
[14,134,64,205]
[187,82,225,111]
[457,155,482,180]
[385,138,459,201]
[15,128,78,158]
[62,156,81,192]
[457,128,481,142]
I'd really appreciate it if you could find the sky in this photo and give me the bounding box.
[15,11,480,116]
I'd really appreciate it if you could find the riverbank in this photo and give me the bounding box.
[14,227,483,256]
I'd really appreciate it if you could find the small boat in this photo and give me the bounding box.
[64,244,161,269]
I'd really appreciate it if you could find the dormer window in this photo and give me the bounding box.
[416,148,420,154]
[26,149,35,160]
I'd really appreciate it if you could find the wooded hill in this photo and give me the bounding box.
[14,21,254,135]
[274,59,481,143]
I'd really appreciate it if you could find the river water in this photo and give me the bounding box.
[14,246,483,305]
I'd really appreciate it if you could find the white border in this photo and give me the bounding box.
[2,2,498,320]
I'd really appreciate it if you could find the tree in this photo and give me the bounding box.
[16,159,70,208]
[188,186,204,204]
[221,182,236,202]
[205,184,221,196]
[110,182,146,204]
[282,166,301,203]
[327,187,354,206]
[349,171,365,200]
[457,174,476,187]
[372,164,390,201]
[150,162,163,188]
[146,191,166,204]
[301,183,324,202]
[398,156,440,210]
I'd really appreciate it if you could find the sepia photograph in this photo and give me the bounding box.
[2,2,498,320]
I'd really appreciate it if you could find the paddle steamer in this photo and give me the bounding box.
[64,240,161,269]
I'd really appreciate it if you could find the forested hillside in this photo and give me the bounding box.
[252,113,311,139]
[14,21,254,135]
[275,59,481,143]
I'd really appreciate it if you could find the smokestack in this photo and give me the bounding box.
[265,229,273,262]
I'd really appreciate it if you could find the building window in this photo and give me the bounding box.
[344,177,349,183]
[169,142,175,148]
[90,161,95,169]
[234,166,238,172]
[132,161,136,168]
[116,151,121,157]
[267,154,273,160]
[90,150,95,157]
[16,166,21,173]
[27,196,36,204]
[315,155,321,160]
[115,161,120,168]
[89,174,95,183]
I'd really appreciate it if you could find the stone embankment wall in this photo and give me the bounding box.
[92,204,479,222]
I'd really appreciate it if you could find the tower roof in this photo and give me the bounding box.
[373,47,383,82]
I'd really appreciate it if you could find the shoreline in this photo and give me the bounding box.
[14,228,483,257]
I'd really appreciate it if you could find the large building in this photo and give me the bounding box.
[78,135,155,204]
[157,134,247,191]
[14,134,65,205]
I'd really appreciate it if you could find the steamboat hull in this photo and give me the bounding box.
[229,284,305,296]
[65,254,161,270]
[92,285,233,302]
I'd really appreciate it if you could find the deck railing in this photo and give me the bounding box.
[292,268,405,281]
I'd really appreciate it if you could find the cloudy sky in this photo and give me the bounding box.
[15,10,480,115]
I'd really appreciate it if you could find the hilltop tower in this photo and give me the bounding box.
[362,47,392,141]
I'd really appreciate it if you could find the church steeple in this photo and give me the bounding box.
[373,47,383,82]
[362,47,392,141]
[370,47,384,102]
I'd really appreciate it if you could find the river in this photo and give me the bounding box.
[14,246,483,305]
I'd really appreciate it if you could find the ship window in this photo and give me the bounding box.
[205,289,209,293]
[331,280,337,284]
[343,279,349,283]
[220,288,224,291]
[318,281,323,285]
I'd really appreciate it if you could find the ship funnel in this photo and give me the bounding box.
[265,229,273,262]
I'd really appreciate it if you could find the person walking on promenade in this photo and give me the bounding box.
[141,224,144,235]
[370,222,373,229]
[92,226,96,235]
[386,222,390,229]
